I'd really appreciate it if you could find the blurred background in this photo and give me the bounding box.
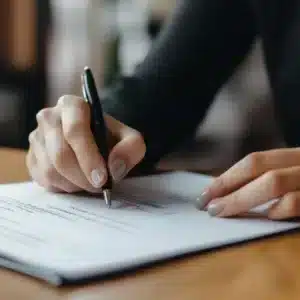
[0,0,285,173]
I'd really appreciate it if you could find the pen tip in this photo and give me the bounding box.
[103,190,111,208]
[84,66,90,72]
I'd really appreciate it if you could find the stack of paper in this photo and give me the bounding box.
[0,171,297,285]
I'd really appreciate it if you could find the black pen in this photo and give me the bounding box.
[81,66,112,207]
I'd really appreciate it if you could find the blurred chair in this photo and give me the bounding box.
[0,0,51,149]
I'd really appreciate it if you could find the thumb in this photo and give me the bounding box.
[105,115,146,181]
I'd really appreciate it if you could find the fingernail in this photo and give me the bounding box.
[207,202,225,216]
[111,159,127,181]
[195,191,211,210]
[91,169,105,188]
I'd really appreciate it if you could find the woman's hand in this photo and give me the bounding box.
[196,148,300,220]
[26,95,146,193]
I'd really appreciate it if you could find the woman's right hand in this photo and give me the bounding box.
[26,95,146,193]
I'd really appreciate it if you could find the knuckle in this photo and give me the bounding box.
[64,120,85,142]
[244,152,264,177]
[135,131,145,144]
[212,176,227,193]
[36,108,53,124]
[57,95,71,106]
[133,131,146,154]
[58,95,87,110]
[264,171,286,196]
[28,129,38,144]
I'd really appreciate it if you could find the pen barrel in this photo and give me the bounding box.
[91,118,109,161]
[90,105,113,190]
[82,67,113,190]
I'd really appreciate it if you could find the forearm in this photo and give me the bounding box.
[103,0,256,169]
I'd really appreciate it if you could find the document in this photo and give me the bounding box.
[0,171,298,285]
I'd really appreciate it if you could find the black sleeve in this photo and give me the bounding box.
[251,0,300,147]
[102,0,257,170]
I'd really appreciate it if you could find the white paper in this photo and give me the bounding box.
[0,171,298,283]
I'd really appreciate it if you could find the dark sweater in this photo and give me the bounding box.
[102,0,300,170]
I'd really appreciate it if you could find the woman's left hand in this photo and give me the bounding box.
[196,148,300,220]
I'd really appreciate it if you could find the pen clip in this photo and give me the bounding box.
[81,73,93,106]
[81,73,96,133]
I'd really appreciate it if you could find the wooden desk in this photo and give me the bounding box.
[0,148,300,300]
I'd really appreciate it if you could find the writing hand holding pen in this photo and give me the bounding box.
[26,72,146,202]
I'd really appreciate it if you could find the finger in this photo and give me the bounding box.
[268,192,300,220]
[41,107,101,193]
[26,150,60,193]
[26,146,44,184]
[106,115,146,181]
[27,131,62,192]
[58,95,108,188]
[197,149,300,209]
[28,128,79,193]
[206,167,300,217]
